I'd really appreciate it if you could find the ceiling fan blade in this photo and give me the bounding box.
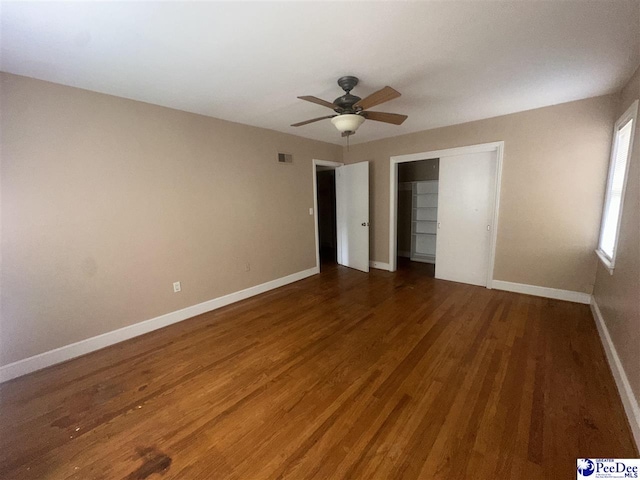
[297,96,338,110]
[362,111,408,125]
[291,115,336,127]
[355,86,401,110]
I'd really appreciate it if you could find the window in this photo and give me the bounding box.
[596,99,638,273]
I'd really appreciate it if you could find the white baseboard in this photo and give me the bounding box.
[590,298,640,451]
[369,261,391,271]
[0,266,320,383]
[492,280,591,304]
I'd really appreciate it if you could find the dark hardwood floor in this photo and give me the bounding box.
[0,262,636,479]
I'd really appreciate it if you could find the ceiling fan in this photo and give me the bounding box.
[291,76,408,137]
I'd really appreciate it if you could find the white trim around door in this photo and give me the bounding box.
[388,141,504,288]
[313,159,344,270]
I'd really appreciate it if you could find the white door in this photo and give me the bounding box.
[435,151,496,286]
[336,161,370,272]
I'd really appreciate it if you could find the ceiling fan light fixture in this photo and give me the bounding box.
[331,114,365,135]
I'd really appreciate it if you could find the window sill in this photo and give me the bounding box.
[595,249,615,275]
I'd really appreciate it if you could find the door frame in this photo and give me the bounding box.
[388,141,504,287]
[313,159,344,270]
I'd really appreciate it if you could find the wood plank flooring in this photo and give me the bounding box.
[0,262,636,479]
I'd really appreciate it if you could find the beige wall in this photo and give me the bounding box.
[593,66,640,404]
[0,73,341,366]
[344,95,617,293]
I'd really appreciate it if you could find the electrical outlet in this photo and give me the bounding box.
[173,281,181,293]
[309,207,313,215]
[245,263,251,272]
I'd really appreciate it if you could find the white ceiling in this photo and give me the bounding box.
[1,1,639,145]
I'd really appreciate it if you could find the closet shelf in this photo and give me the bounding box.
[410,180,439,263]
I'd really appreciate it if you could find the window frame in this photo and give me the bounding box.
[596,99,638,274]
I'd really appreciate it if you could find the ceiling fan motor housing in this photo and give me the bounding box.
[334,76,362,113]
[333,93,362,112]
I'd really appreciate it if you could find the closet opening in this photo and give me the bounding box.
[389,142,503,287]
[396,159,439,276]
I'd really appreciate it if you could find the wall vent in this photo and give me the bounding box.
[278,153,293,164]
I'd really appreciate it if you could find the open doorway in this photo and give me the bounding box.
[313,159,343,272]
[313,159,370,273]
[316,167,337,266]
[396,159,439,277]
